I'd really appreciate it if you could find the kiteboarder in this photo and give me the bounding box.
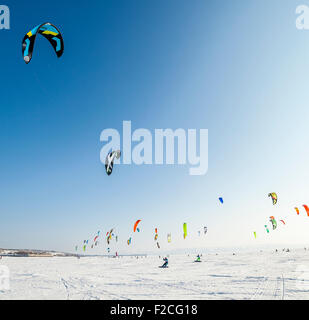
[161,257,168,268]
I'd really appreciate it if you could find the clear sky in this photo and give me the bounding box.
[1,0,309,254]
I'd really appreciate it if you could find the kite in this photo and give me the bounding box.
[264,225,269,233]
[295,207,300,215]
[133,220,141,232]
[105,150,121,176]
[198,231,201,236]
[183,223,188,239]
[219,197,224,204]
[280,220,286,225]
[269,216,277,230]
[22,22,64,64]
[204,226,207,234]
[157,242,160,249]
[154,228,158,241]
[127,238,132,245]
[268,193,278,205]
[106,229,114,244]
[83,245,86,252]
[303,205,309,217]
[167,234,171,243]
[253,232,257,239]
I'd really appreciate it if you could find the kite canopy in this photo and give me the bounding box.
[204,226,208,234]
[303,205,309,217]
[22,22,64,64]
[183,223,187,239]
[133,220,141,232]
[268,193,278,205]
[154,228,158,241]
[295,207,300,215]
[253,232,257,239]
[219,197,224,204]
[106,228,114,244]
[280,220,286,225]
[269,216,277,230]
[167,234,171,243]
[105,150,121,176]
[264,225,269,233]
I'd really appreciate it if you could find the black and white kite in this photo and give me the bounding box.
[105,150,121,176]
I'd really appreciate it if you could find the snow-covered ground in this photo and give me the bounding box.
[1,249,309,300]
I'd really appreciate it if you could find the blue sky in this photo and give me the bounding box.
[1,0,309,254]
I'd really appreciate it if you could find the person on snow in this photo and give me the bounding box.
[161,257,168,268]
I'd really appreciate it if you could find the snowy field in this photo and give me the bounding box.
[1,249,309,300]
